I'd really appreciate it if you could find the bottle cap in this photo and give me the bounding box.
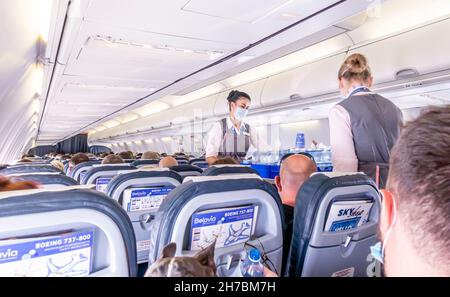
[248,248,261,262]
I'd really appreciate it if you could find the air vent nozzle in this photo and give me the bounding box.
[289,94,302,101]
[396,68,420,80]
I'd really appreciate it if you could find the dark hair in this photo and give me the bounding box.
[118,151,134,160]
[227,90,251,103]
[388,105,450,271]
[212,157,239,165]
[102,154,124,164]
[338,53,372,83]
[70,153,89,166]
[227,90,251,112]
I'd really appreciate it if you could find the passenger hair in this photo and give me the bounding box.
[70,153,89,166]
[212,157,239,165]
[102,154,124,164]
[387,105,450,273]
[338,53,372,82]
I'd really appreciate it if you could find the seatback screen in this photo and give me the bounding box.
[324,199,374,232]
[95,176,114,192]
[0,229,93,277]
[189,205,258,251]
[122,187,173,212]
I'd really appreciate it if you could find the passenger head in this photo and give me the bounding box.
[275,154,317,208]
[0,175,40,191]
[145,241,216,277]
[60,154,71,161]
[379,106,450,276]
[227,90,251,121]
[159,156,178,168]
[142,151,160,160]
[118,151,134,160]
[69,153,89,168]
[102,154,124,164]
[50,160,64,171]
[338,53,373,97]
[212,157,239,165]
[17,158,32,163]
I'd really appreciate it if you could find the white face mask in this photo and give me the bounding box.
[234,107,248,121]
[370,191,397,264]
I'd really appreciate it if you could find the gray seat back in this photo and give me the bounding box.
[69,161,101,182]
[148,175,284,277]
[9,173,79,186]
[0,165,62,176]
[169,165,203,179]
[0,188,137,276]
[285,173,382,277]
[106,170,183,263]
[81,165,137,192]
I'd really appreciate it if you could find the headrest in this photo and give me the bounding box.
[0,188,137,276]
[310,171,365,178]
[139,167,170,172]
[169,165,203,173]
[0,165,62,176]
[69,160,101,178]
[131,159,159,167]
[202,165,258,176]
[7,172,62,176]
[183,173,261,183]
[9,174,79,186]
[81,165,138,185]
[106,170,183,198]
[0,185,98,199]
[174,157,188,161]
[188,158,206,165]
[92,163,131,167]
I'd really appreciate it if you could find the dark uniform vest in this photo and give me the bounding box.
[218,118,251,163]
[338,89,403,188]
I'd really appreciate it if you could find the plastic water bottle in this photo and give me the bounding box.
[241,248,264,277]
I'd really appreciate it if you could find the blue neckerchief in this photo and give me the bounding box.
[347,86,371,98]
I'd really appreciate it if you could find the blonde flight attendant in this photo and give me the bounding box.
[205,90,268,165]
[329,53,403,188]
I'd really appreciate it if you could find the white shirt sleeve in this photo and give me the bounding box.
[249,125,271,153]
[329,105,358,172]
[205,121,223,158]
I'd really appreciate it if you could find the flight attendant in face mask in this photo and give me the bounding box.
[205,90,268,165]
[329,53,403,188]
